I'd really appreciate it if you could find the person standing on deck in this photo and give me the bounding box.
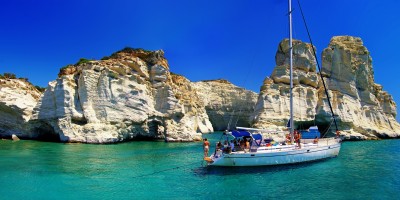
[203,138,210,157]
[295,130,301,149]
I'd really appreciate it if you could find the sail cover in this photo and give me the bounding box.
[231,130,251,138]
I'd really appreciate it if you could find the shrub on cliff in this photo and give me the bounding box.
[18,77,29,82]
[75,58,91,66]
[117,47,151,54]
[35,85,46,92]
[3,73,16,79]
[110,47,152,59]
[60,65,71,71]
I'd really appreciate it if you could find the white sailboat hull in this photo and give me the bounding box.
[208,139,341,167]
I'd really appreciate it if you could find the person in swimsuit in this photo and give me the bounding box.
[203,138,210,157]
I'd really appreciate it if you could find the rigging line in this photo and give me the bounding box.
[297,0,339,131]
[321,119,334,138]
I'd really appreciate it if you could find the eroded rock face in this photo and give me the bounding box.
[319,36,400,138]
[0,79,42,138]
[251,37,400,139]
[251,39,320,128]
[192,80,258,130]
[31,49,213,143]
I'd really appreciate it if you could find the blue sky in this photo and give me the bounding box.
[1,0,399,121]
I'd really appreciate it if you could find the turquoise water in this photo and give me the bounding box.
[1,132,399,199]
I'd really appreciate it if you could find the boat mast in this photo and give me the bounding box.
[289,0,294,143]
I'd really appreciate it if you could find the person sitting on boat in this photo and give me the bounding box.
[203,138,210,157]
[313,136,319,144]
[223,140,230,153]
[285,133,291,144]
[245,139,250,153]
[216,141,222,151]
[230,140,235,152]
[239,139,245,151]
[335,130,341,138]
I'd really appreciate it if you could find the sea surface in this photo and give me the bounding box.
[1,132,399,200]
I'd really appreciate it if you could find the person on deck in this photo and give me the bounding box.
[223,141,228,149]
[313,136,319,144]
[285,133,291,144]
[216,141,222,151]
[230,140,235,152]
[245,139,250,153]
[295,130,301,149]
[203,138,210,157]
[239,139,245,151]
[335,130,341,139]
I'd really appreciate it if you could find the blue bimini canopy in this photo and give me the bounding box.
[231,130,251,138]
[252,133,262,141]
[252,133,263,146]
[300,126,321,139]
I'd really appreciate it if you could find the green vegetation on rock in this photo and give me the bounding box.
[75,58,91,66]
[35,85,46,92]
[3,73,17,79]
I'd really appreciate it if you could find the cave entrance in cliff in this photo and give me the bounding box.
[34,122,60,142]
[148,119,165,140]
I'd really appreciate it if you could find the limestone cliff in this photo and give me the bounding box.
[31,48,213,143]
[320,36,400,139]
[251,36,400,139]
[0,78,42,138]
[192,80,258,130]
[252,39,319,129]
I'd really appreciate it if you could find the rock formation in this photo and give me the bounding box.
[251,36,400,140]
[1,36,399,142]
[320,36,400,139]
[30,48,213,143]
[0,78,42,138]
[192,79,258,130]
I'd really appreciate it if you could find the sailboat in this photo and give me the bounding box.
[205,0,341,167]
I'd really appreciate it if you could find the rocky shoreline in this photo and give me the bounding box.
[0,36,399,143]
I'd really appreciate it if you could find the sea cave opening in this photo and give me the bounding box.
[34,122,60,142]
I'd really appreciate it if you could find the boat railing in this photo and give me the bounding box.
[236,127,287,134]
[301,138,340,146]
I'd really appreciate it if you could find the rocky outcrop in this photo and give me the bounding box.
[251,39,320,129]
[192,80,258,130]
[2,36,398,142]
[320,36,400,139]
[31,48,213,143]
[251,36,400,139]
[0,78,42,138]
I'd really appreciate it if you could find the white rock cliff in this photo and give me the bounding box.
[0,78,42,138]
[192,80,258,131]
[1,36,399,142]
[251,37,400,139]
[31,48,213,143]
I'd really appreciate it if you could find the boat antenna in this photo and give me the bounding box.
[289,0,295,143]
[296,0,339,131]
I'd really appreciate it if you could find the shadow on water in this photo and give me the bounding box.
[193,157,336,177]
